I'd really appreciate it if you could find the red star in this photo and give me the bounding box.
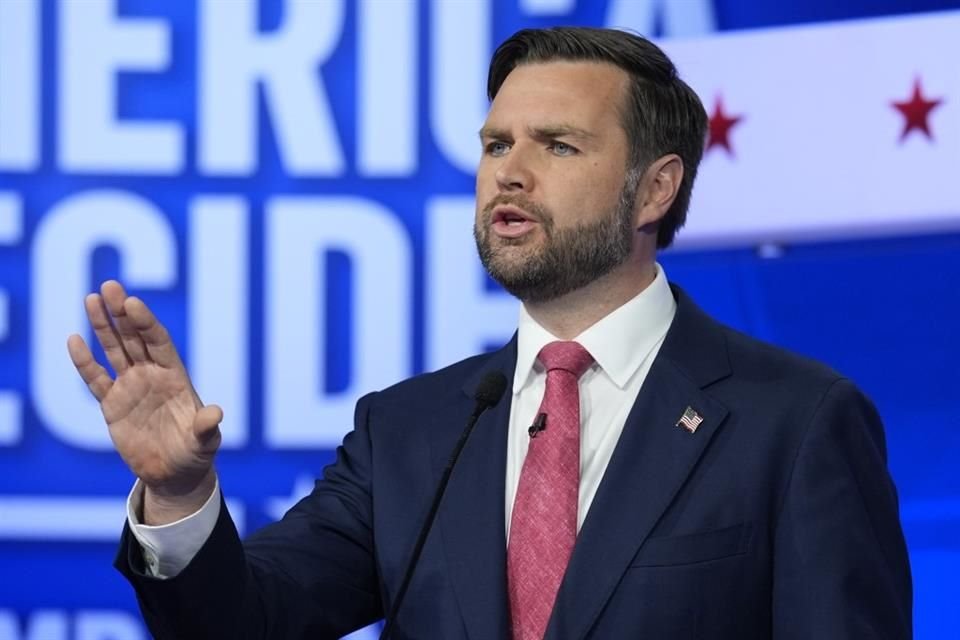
[892,77,943,142]
[706,96,744,156]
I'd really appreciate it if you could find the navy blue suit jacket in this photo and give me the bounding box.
[117,286,912,639]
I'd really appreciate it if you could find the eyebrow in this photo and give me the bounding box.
[529,124,596,141]
[478,126,509,141]
[478,124,597,142]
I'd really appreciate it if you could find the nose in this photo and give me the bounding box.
[494,145,535,193]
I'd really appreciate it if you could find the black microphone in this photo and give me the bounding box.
[380,371,508,640]
[527,412,547,438]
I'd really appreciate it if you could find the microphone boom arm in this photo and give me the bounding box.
[379,372,507,639]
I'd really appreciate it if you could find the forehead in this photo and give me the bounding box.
[485,61,630,130]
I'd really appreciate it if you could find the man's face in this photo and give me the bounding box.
[474,61,640,303]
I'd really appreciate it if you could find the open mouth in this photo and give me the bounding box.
[490,205,539,238]
[492,206,536,226]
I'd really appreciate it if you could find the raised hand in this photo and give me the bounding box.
[67,280,222,523]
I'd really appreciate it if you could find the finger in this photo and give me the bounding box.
[67,334,114,401]
[84,292,131,374]
[124,296,183,369]
[100,280,149,363]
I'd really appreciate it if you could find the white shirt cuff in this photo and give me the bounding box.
[126,477,222,579]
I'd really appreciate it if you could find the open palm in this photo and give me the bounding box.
[67,281,223,497]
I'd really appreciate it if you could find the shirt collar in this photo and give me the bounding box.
[513,263,677,394]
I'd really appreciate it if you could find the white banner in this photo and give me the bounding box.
[665,11,960,248]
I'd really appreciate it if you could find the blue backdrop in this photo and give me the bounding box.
[0,1,957,638]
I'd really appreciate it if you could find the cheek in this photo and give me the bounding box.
[475,168,498,208]
[475,160,490,186]
[554,176,622,223]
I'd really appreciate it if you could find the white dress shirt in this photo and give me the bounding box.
[127,476,222,578]
[505,263,675,539]
[129,264,676,577]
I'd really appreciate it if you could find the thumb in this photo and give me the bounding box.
[193,404,223,450]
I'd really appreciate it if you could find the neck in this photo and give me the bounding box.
[523,257,658,340]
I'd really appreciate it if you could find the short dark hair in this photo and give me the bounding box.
[487,27,707,249]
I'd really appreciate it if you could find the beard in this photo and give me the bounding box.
[474,175,640,303]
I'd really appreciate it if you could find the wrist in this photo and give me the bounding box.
[143,468,217,526]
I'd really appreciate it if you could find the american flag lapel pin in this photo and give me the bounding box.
[676,406,704,433]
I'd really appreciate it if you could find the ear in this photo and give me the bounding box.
[634,154,684,228]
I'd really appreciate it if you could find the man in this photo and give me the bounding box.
[68,27,912,639]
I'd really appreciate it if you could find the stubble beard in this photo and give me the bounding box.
[474,174,640,304]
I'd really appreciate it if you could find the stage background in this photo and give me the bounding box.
[1,1,958,638]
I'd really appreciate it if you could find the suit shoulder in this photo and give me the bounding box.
[669,286,848,399]
[720,324,844,388]
[695,318,882,453]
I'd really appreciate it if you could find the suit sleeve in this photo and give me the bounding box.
[115,392,384,639]
[772,379,912,639]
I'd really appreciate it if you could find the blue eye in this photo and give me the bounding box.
[486,141,510,156]
[550,142,577,156]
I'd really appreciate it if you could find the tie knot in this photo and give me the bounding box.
[537,341,594,379]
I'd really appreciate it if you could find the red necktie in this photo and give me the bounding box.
[508,341,594,640]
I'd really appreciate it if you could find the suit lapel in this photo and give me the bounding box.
[547,287,732,640]
[433,339,517,640]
